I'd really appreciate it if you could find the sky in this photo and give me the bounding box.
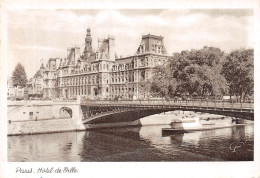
[7,9,254,78]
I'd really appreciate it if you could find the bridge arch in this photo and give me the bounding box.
[81,105,254,124]
[59,107,73,118]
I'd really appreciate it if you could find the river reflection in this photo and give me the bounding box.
[8,124,254,162]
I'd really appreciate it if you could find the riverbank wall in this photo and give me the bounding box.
[7,118,86,136]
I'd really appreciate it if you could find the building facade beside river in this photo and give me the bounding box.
[42,28,169,100]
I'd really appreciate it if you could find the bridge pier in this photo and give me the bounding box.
[52,99,86,131]
[72,104,85,130]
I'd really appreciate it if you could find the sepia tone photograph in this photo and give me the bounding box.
[1,1,259,177]
[6,8,254,162]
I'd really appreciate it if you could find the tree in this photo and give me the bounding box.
[150,66,177,98]
[12,63,27,88]
[170,46,228,97]
[222,49,254,101]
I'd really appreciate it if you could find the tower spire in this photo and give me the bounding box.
[86,27,91,36]
[83,27,93,60]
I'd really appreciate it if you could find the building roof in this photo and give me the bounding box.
[67,48,76,65]
[142,34,163,40]
[33,69,43,78]
[136,33,167,54]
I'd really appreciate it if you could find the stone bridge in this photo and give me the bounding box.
[52,99,254,126]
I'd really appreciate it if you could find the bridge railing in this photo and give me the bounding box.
[80,99,254,110]
[53,99,77,102]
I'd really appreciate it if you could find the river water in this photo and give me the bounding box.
[8,123,254,161]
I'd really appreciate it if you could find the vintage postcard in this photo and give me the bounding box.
[0,0,259,177]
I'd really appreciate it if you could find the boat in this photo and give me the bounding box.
[162,117,246,134]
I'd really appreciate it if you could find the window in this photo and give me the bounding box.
[158,46,161,53]
[140,58,145,67]
[96,76,99,84]
[141,71,145,80]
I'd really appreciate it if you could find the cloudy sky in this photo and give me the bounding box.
[7,9,253,78]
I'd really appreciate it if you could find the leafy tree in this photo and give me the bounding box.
[12,63,27,88]
[222,49,254,101]
[138,80,151,99]
[150,66,177,98]
[170,46,228,97]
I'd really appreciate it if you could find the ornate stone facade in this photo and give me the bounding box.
[27,63,45,98]
[42,28,169,100]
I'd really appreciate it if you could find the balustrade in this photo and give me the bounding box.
[80,99,254,110]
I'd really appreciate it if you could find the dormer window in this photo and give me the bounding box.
[156,41,162,54]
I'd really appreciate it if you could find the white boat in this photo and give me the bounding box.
[162,117,245,134]
[170,117,200,129]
